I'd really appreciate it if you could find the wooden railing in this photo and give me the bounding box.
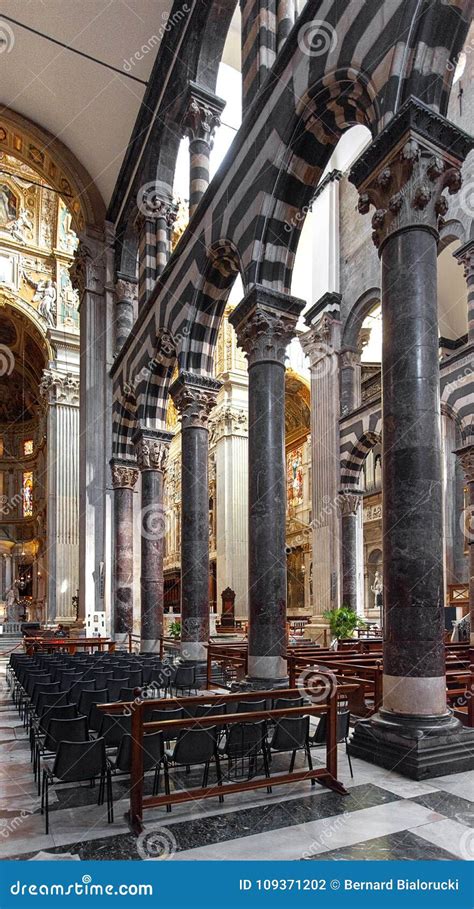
[99,684,349,835]
[24,637,115,655]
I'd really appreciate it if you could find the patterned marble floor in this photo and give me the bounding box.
[1,665,473,862]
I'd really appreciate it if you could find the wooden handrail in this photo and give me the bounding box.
[98,684,347,834]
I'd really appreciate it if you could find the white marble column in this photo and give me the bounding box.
[40,370,80,623]
[300,301,341,616]
[211,401,249,618]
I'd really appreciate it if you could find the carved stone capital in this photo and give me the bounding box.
[136,189,178,226]
[115,278,138,304]
[208,405,248,445]
[229,286,304,368]
[350,98,472,252]
[358,327,372,353]
[70,239,105,298]
[39,369,80,406]
[455,444,474,484]
[338,490,364,516]
[300,313,340,368]
[339,348,361,370]
[454,239,474,280]
[169,372,221,430]
[110,460,139,490]
[133,430,173,472]
[183,84,225,148]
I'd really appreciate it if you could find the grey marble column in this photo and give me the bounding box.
[115,275,137,354]
[170,372,220,663]
[183,83,225,218]
[455,444,474,648]
[454,240,474,344]
[339,490,363,612]
[347,98,474,778]
[111,460,139,644]
[230,286,304,686]
[300,299,341,617]
[339,328,371,416]
[134,430,172,652]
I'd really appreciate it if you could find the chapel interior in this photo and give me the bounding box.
[0,0,473,863]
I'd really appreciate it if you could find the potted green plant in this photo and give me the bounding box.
[168,619,181,640]
[323,605,364,643]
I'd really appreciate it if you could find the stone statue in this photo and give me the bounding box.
[10,209,33,243]
[4,586,17,622]
[371,570,383,609]
[29,278,57,326]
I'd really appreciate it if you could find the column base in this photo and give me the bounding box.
[231,676,290,692]
[140,638,161,654]
[114,632,130,651]
[348,709,474,780]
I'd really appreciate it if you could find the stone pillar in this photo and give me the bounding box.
[183,83,225,218]
[71,232,108,628]
[339,328,371,416]
[455,444,474,648]
[300,297,341,617]
[115,275,137,354]
[40,370,80,623]
[154,200,178,276]
[134,430,172,652]
[276,0,295,51]
[240,0,276,115]
[348,97,474,778]
[170,372,220,663]
[454,239,474,344]
[110,460,139,645]
[339,490,363,612]
[230,286,304,686]
[136,214,157,309]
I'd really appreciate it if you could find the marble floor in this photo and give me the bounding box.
[1,663,473,863]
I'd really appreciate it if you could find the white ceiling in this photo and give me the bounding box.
[0,1,181,205]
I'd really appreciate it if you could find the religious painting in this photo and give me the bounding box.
[287,446,304,507]
[22,470,33,517]
[0,183,18,227]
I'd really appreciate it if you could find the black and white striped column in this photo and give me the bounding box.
[276,0,295,52]
[114,276,137,354]
[134,430,173,652]
[240,0,276,115]
[170,372,220,664]
[454,240,474,344]
[230,286,304,687]
[136,214,158,309]
[183,83,225,218]
[155,202,177,276]
[111,460,139,646]
[348,98,474,777]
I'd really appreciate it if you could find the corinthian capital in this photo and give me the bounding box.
[70,238,105,298]
[182,82,225,147]
[110,460,139,489]
[169,371,221,430]
[454,239,474,280]
[115,277,138,304]
[350,98,472,252]
[133,429,173,471]
[229,285,304,368]
[338,490,363,516]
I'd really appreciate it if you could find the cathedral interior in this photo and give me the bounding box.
[0,0,473,866]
